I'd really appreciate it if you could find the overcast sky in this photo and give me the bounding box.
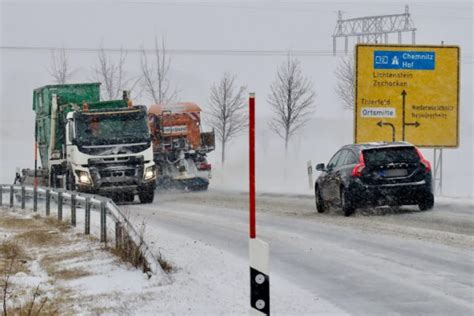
[1,0,473,195]
[1,1,471,113]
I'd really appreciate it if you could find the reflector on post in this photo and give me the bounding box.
[250,238,270,315]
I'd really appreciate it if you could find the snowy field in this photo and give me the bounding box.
[0,207,167,314]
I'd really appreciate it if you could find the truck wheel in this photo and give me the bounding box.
[50,171,59,188]
[139,189,155,204]
[66,170,75,191]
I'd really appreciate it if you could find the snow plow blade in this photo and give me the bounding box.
[156,176,209,191]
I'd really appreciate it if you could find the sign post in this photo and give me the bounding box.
[248,93,270,315]
[355,44,459,147]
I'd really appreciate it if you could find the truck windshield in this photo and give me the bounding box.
[75,110,149,146]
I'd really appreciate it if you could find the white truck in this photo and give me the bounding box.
[24,83,156,203]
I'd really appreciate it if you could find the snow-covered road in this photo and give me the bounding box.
[122,190,474,315]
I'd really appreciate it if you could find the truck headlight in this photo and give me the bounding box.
[51,151,61,159]
[144,166,156,181]
[76,171,92,184]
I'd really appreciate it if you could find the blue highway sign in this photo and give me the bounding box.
[374,51,435,70]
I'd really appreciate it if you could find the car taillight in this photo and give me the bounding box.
[416,148,431,173]
[351,152,365,177]
[198,162,212,171]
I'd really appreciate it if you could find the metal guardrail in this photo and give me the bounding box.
[0,184,163,278]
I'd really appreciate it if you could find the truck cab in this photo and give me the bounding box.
[64,106,156,202]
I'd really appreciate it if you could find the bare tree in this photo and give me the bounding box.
[207,73,247,165]
[140,38,178,104]
[268,54,315,154]
[48,48,73,84]
[335,56,355,110]
[92,46,138,100]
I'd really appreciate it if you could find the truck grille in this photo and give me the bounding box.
[88,155,145,188]
[99,169,136,178]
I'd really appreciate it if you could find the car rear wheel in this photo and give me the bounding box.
[315,187,326,213]
[341,189,355,217]
[418,193,434,211]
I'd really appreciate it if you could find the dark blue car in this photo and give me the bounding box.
[315,142,434,216]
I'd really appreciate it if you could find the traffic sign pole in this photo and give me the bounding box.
[248,93,270,315]
[433,148,443,195]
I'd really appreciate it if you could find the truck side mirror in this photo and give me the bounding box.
[315,163,325,171]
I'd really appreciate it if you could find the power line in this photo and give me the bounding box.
[1,45,472,59]
[0,45,343,56]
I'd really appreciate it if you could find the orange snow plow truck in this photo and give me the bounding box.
[148,103,215,191]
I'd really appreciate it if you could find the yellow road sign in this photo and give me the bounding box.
[355,44,459,147]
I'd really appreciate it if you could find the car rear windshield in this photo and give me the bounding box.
[363,146,419,167]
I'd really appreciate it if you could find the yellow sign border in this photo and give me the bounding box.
[354,44,460,148]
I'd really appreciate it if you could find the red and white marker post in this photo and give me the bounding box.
[248,93,270,315]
